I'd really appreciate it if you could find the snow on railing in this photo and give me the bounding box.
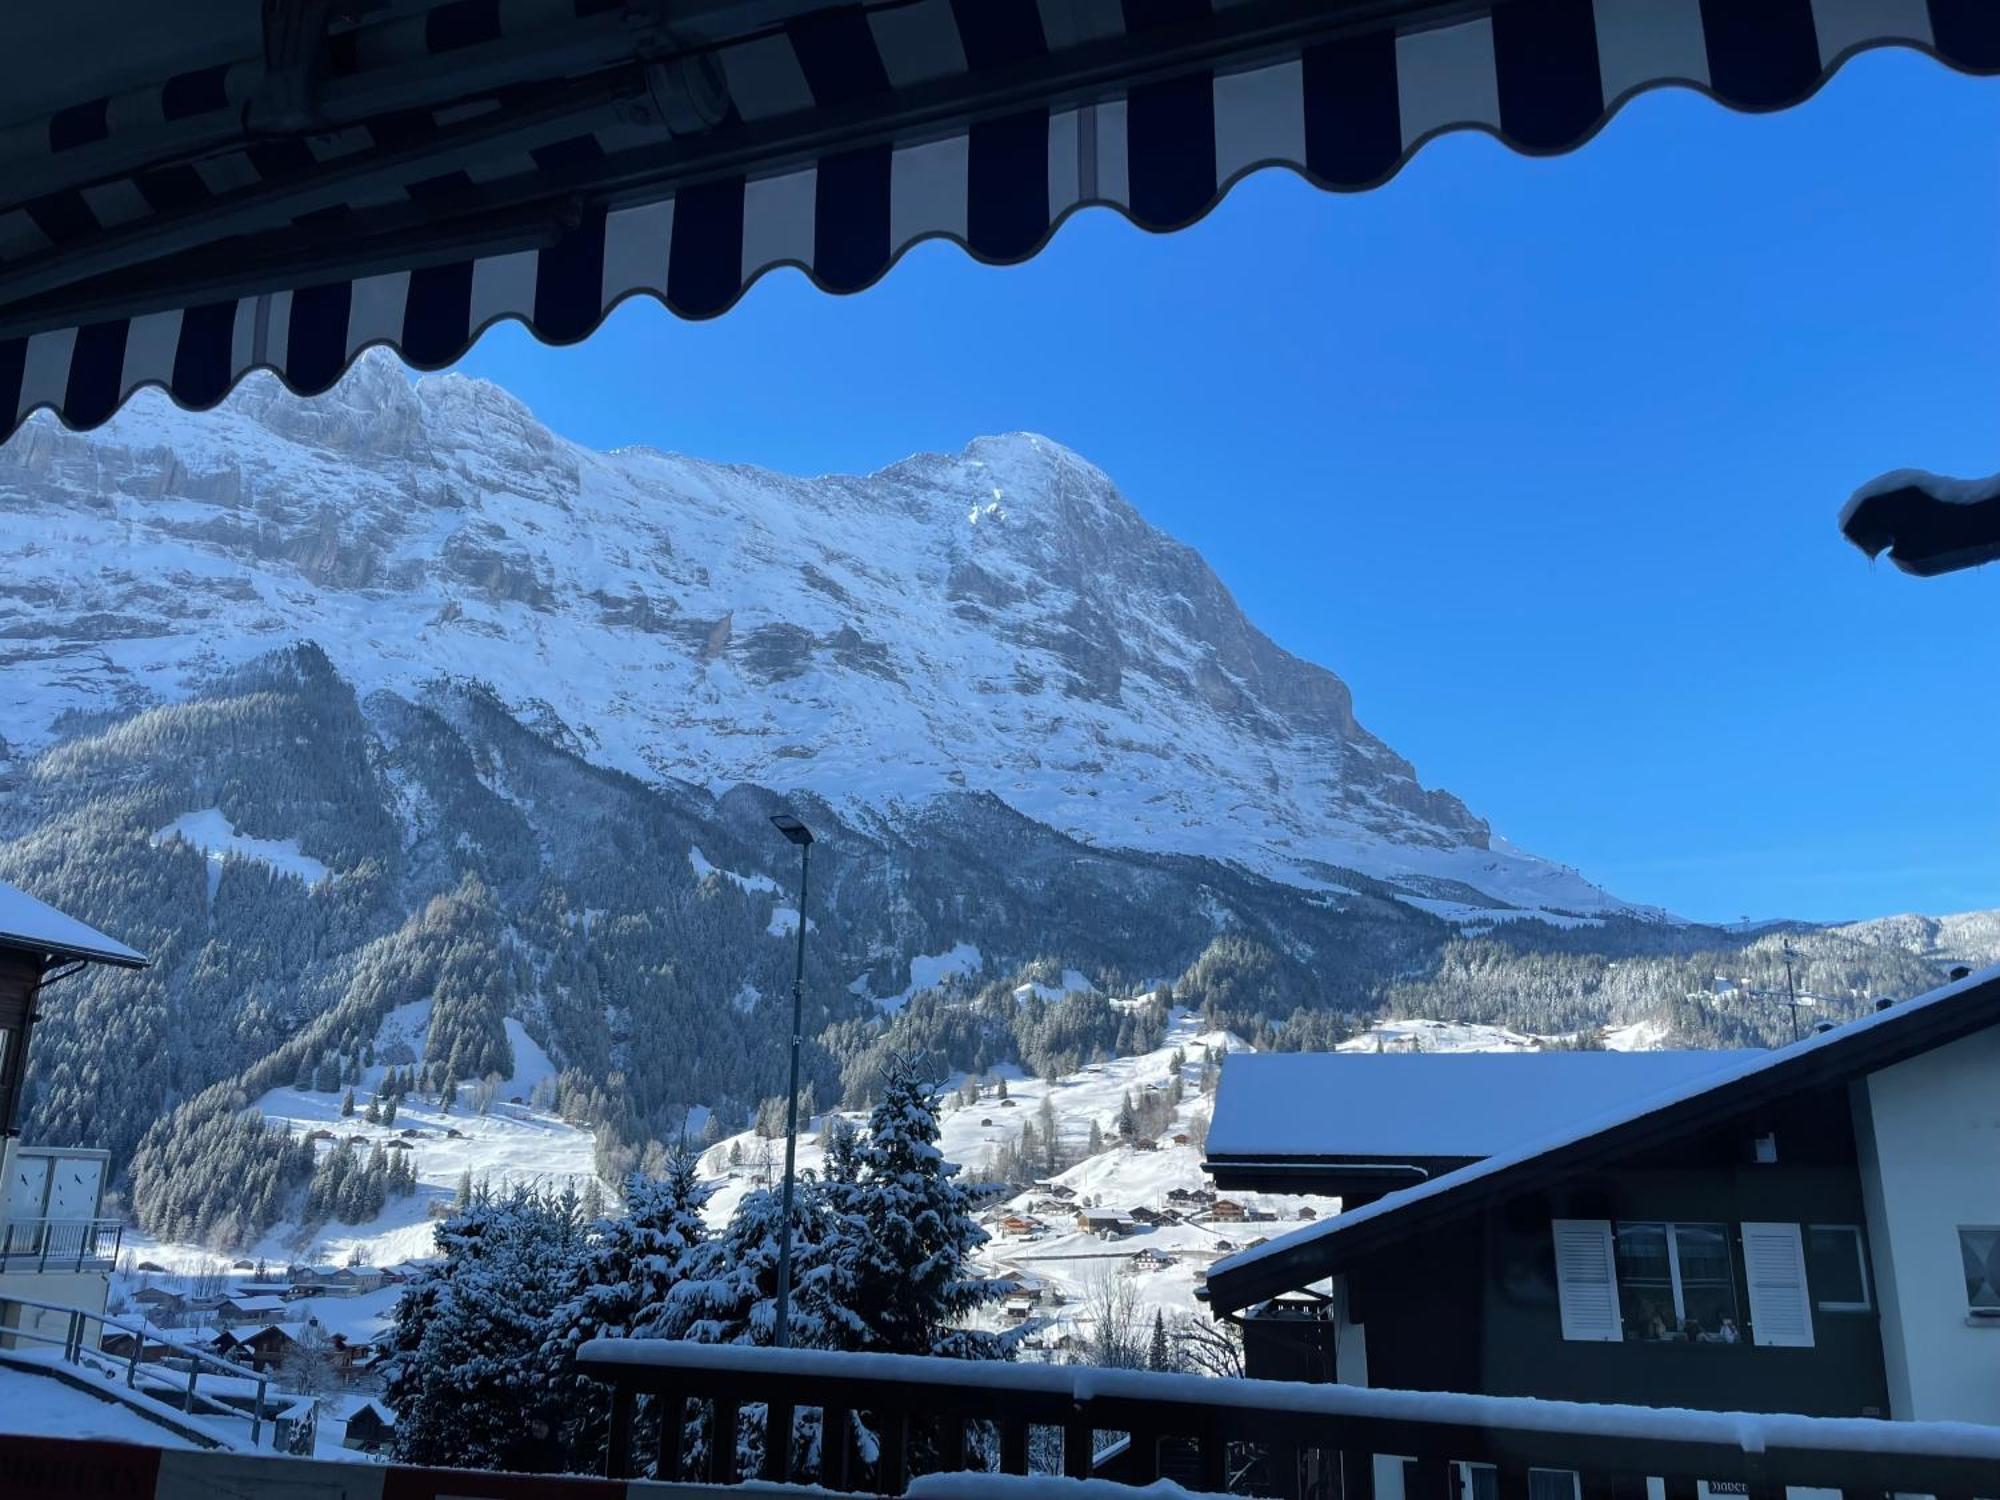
[576,1339,2000,1498]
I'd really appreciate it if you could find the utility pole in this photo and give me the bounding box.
[768,813,814,1349]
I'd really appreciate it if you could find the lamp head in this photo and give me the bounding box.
[770,812,814,847]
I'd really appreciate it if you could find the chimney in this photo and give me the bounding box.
[1873,997,1894,1012]
[1948,965,1972,982]
[1813,1020,1837,1035]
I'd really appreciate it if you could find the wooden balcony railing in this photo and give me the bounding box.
[576,1339,2000,1500]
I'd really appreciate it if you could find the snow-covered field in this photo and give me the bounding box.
[124,1002,594,1277]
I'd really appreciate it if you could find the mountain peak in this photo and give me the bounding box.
[0,357,1645,922]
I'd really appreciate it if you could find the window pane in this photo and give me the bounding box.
[1615,1223,1677,1340]
[1963,1229,2000,1310]
[1672,1223,1741,1343]
[1528,1471,1580,1500]
[1807,1226,1867,1307]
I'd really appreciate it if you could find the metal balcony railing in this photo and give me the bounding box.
[0,1292,274,1449]
[0,1216,123,1273]
[575,1340,2000,1499]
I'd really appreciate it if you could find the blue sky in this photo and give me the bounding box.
[452,50,1999,926]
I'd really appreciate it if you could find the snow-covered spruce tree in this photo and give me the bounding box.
[543,1147,715,1465]
[832,1055,1011,1360]
[643,1177,861,1478]
[383,1187,585,1472]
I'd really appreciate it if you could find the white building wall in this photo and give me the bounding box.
[1854,1025,2000,1423]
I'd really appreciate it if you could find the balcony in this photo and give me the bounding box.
[575,1341,2000,1499]
[0,1216,123,1274]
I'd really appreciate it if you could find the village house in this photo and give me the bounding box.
[221,1324,306,1373]
[1206,964,2000,1495]
[1076,1209,1134,1236]
[1208,1200,1247,1224]
[341,1399,396,1453]
[215,1295,291,1326]
[0,883,147,1343]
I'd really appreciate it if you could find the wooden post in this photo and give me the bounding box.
[709,1398,739,1485]
[604,1387,634,1479]
[822,1406,852,1490]
[1197,1425,1228,1493]
[655,1393,686,1482]
[763,1399,794,1483]
[999,1419,1029,1475]
[1493,1460,1531,1500]
[939,1414,968,1473]
[1062,1416,1093,1479]
[1128,1428,1161,1484]
[878,1409,909,1495]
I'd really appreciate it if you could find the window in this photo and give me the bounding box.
[1962,1228,2000,1315]
[1806,1225,1871,1312]
[1615,1222,1742,1343]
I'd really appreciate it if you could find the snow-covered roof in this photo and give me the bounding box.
[0,880,147,967]
[1208,964,2000,1313]
[1206,1050,1747,1162]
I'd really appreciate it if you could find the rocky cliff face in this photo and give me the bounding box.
[0,349,1640,920]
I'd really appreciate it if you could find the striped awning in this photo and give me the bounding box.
[0,0,1993,440]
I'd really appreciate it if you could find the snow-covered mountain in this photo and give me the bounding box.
[0,348,1647,923]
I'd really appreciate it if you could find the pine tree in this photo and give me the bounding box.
[365,1096,381,1124]
[1087,1119,1105,1156]
[1148,1310,1171,1372]
[341,1088,356,1118]
[383,1095,398,1127]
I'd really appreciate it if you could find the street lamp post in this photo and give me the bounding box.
[768,811,814,1350]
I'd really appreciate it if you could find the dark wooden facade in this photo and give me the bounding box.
[0,947,46,1139]
[1246,1081,1890,1418]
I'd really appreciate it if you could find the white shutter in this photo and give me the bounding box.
[1552,1219,1621,1342]
[1742,1222,1815,1348]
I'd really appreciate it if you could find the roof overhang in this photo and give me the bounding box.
[0,880,150,969]
[1203,1154,1464,1200]
[1839,468,2000,576]
[0,0,1991,438]
[1207,964,2000,1315]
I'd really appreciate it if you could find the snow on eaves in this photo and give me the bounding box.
[0,879,147,967]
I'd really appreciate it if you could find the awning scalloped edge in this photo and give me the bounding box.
[2,9,1994,442]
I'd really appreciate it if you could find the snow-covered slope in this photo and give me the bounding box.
[0,351,1653,921]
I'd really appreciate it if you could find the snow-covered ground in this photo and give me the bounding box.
[0,1357,203,1449]
[150,808,332,900]
[125,1000,596,1277]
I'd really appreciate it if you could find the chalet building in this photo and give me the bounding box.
[0,882,148,1339]
[1076,1209,1133,1235]
[229,1324,305,1373]
[341,1399,396,1453]
[216,1294,291,1326]
[1207,965,2000,1467]
[1208,1200,1248,1223]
